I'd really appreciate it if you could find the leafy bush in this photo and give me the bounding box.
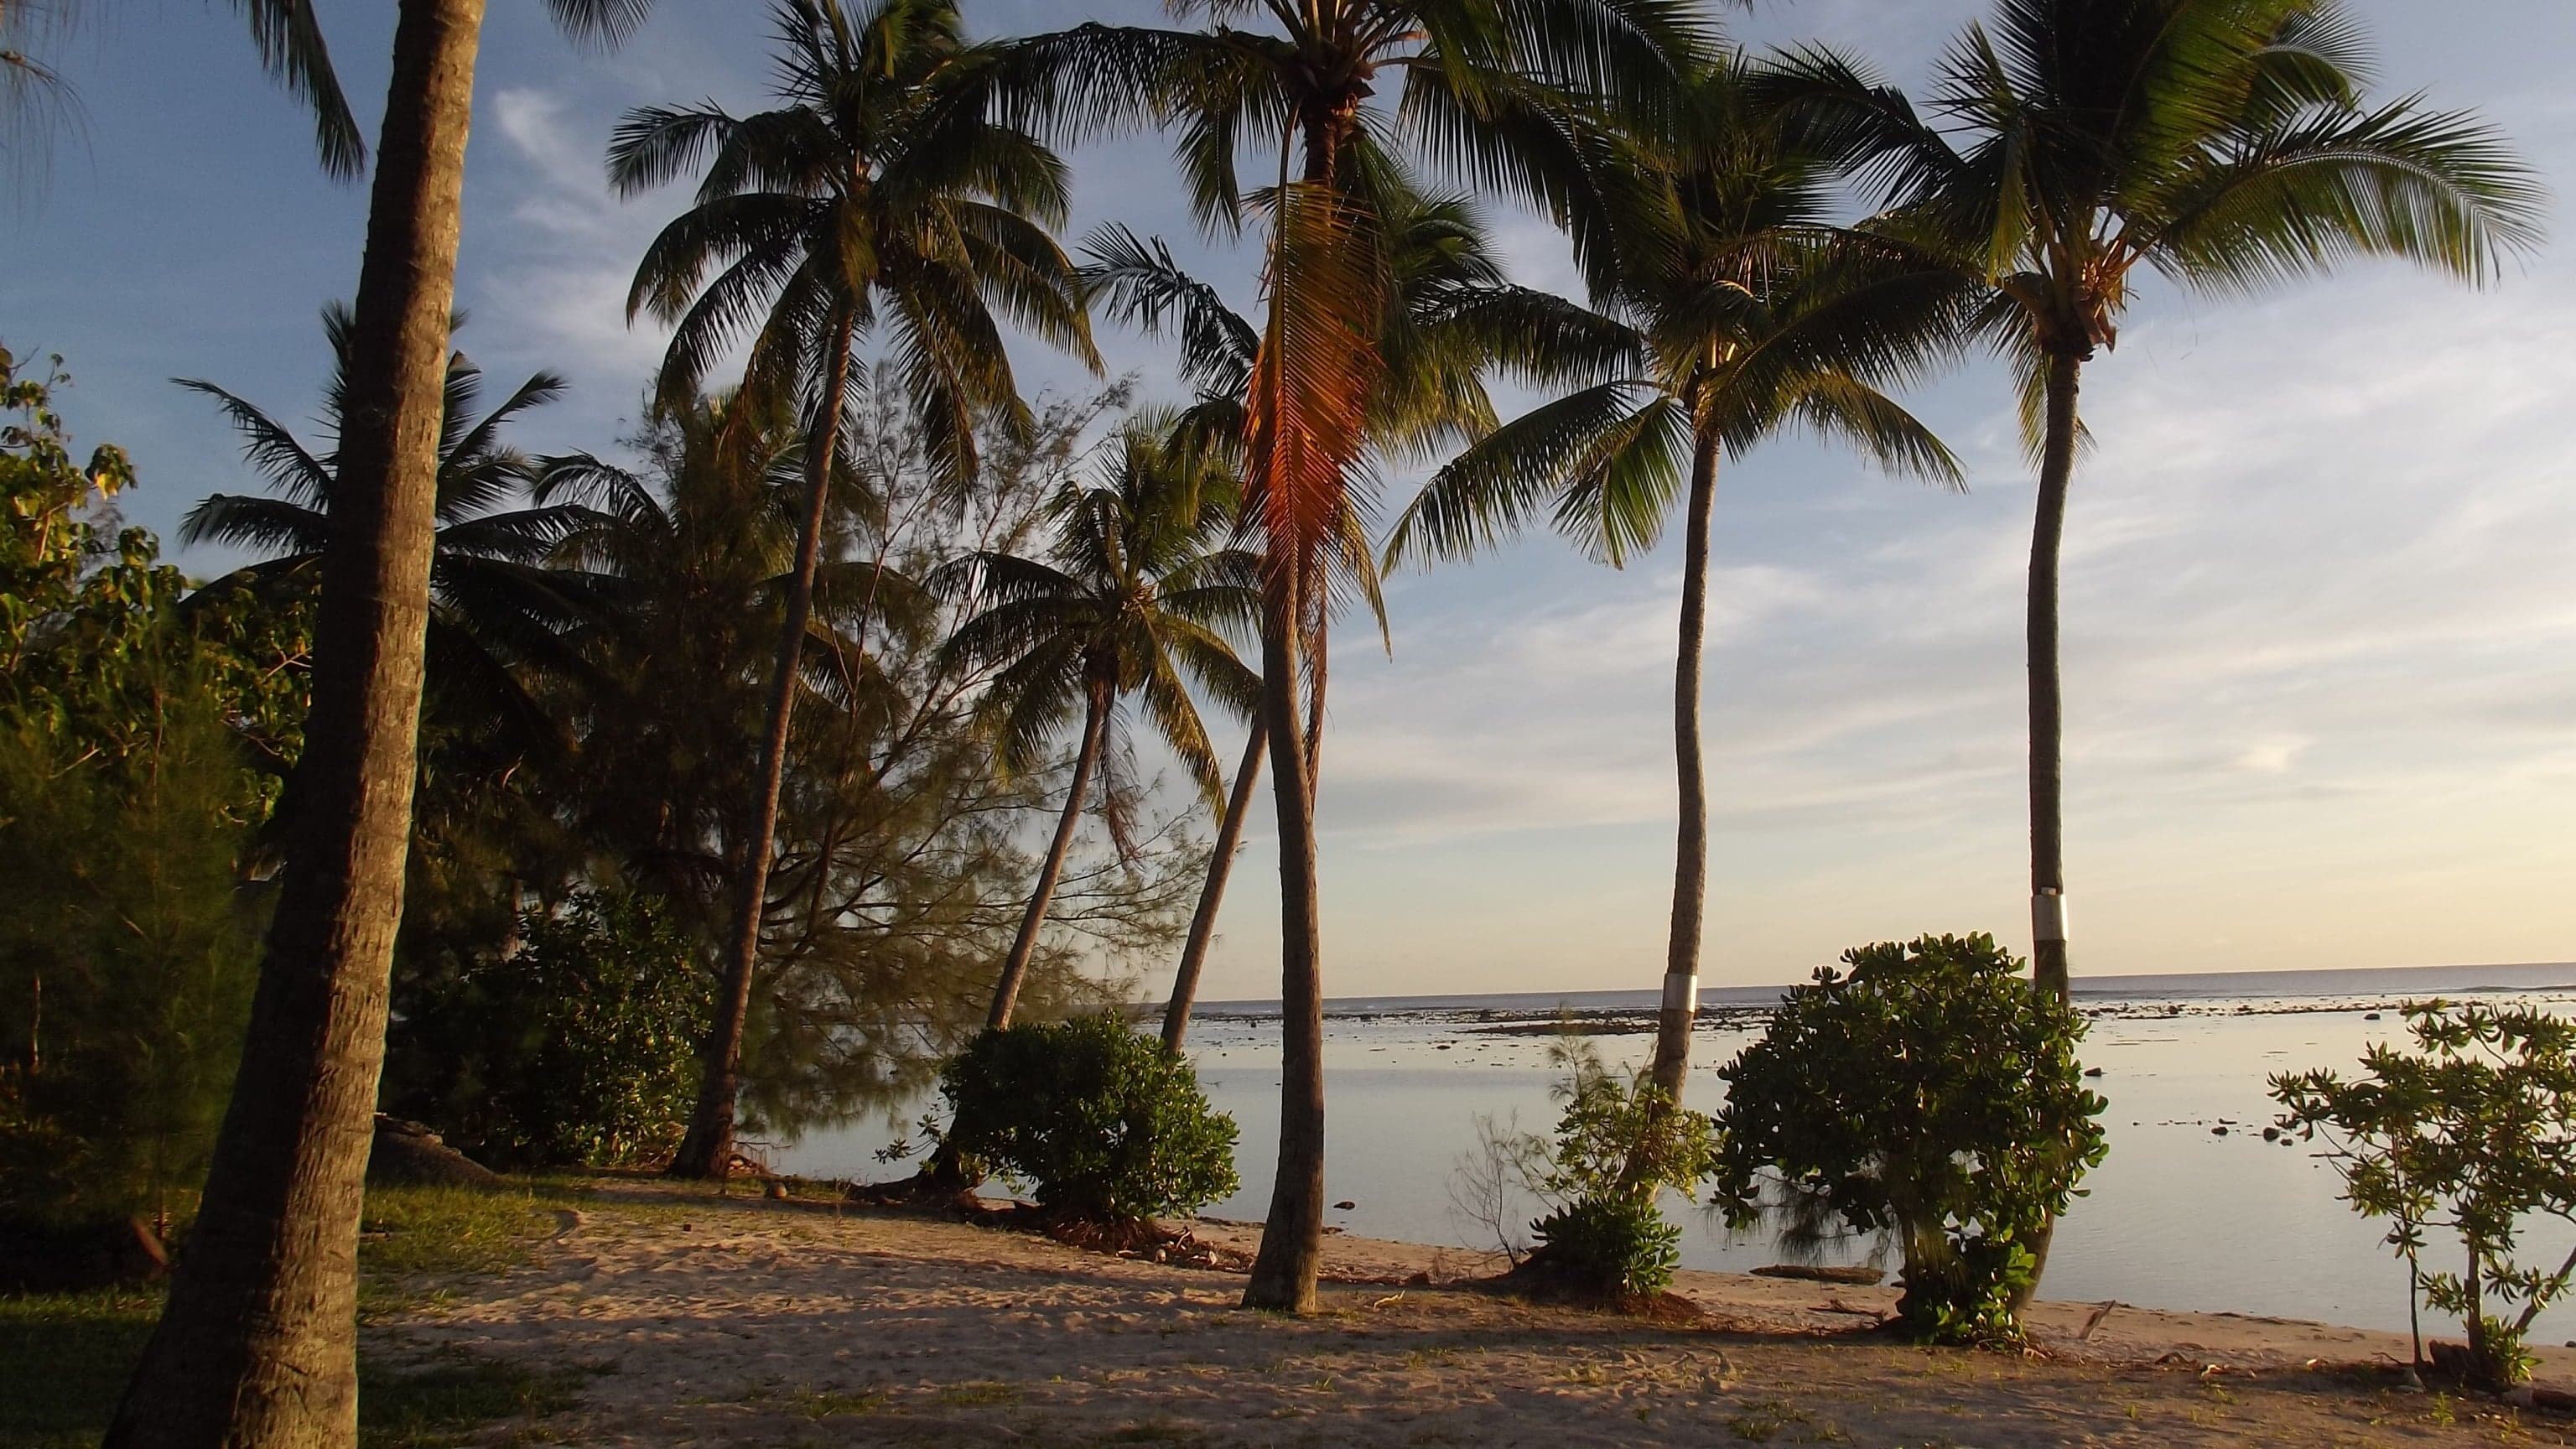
[1530,1195,1683,1299]
[934,1015,1237,1222]
[1711,933,2107,1343]
[387,891,708,1169]
[2272,1001,2576,1389]
[1462,1040,1717,1299]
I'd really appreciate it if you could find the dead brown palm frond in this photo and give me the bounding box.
[1243,180,1382,589]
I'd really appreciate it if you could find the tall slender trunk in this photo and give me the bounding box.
[1646,427,1722,1103]
[1162,718,1266,1051]
[1240,110,1350,1315]
[2010,347,2085,1315]
[1244,564,1324,1311]
[670,310,856,1181]
[2028,351,2080,1005]
[102,4,483,1443]
[985,678,1113,1031]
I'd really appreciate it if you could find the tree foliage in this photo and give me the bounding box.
[1711,934,2107,1342]
[0,347,307,1231]
[389,891,709,1170]
[2272,1002,2576,1389]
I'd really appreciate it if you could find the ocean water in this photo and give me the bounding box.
[776,961,2576,1342]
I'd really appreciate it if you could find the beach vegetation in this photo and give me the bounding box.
[937,418,1259,1032]
[0,0,2547,1431]
[1388,54,1963,1105]
[2272,1000,2576,1389]
[102,0,667,1433]
[932,1014,1239,1224]
[1000,0,1713,1312]
[1711,934,2107,1343]
[1484,1041,1718,1300]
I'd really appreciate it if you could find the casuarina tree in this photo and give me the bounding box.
[610,0,1097,1179]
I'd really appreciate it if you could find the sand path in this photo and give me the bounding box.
[378,1187,2571,1446]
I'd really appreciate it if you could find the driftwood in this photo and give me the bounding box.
[1752,1263,1884,1286]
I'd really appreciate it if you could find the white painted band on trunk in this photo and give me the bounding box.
[1661,974,1699,1015]
[2033,892,2070,943]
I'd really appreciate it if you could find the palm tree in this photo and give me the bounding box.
[939,418,1260,1031]
[1389,55,1963,1104]
[108,2,655,1442]
[1078,194,1567,1050]
[1769,0,2542,1003]
[610,0,1097,1180]
[1004,3,1706,1306]
[178,303,591,752]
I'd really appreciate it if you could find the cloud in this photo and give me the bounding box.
[1254,247,2576,984]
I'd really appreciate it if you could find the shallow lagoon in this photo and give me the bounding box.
[779,963,2576,1343]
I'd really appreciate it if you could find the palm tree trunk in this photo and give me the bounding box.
[1162,719,1267,1051]
[1244,564,1324,1312]
[1647,428,1722,1102]
[985,679,1113,1031]
[2028,351,2080,1005]
[2010,347,2085,1315]
[670,308,856,1181]
[102,3,484,1443]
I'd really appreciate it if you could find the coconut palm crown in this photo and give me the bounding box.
[178,304,592,751]
[937,415,1262,1032]
[1387,53,1966,1106]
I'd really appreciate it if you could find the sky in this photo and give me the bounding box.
[6,0,2574,1003]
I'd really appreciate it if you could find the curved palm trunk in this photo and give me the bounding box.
[1244,564,1324,1312]
[103,3,484,1442]
[1647,428,1723,1103]
[986,679,1113,1031]
[1161,718,1267,1051]
[2028,351,2080,1005]
[670,309,856,1181]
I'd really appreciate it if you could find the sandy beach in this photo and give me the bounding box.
[368,1182,2576,1446]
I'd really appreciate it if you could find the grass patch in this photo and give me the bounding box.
[0,1299,576,1449]
[361,1351,587,1448]
[790,1385,890,1420]
[3,1181,579,1448]
[0,1291,159,1449]
[360,1184,570,1284]
[936,1380,1023,1408]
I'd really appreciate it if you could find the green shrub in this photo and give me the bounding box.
[1711,933,2106,1343]
[387,891,708,1169]
[935,1015,1237,1222]
[2272,1001,2576,1389]
[1530,1195,1683,1298]
[1476,1040,1717,1299]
